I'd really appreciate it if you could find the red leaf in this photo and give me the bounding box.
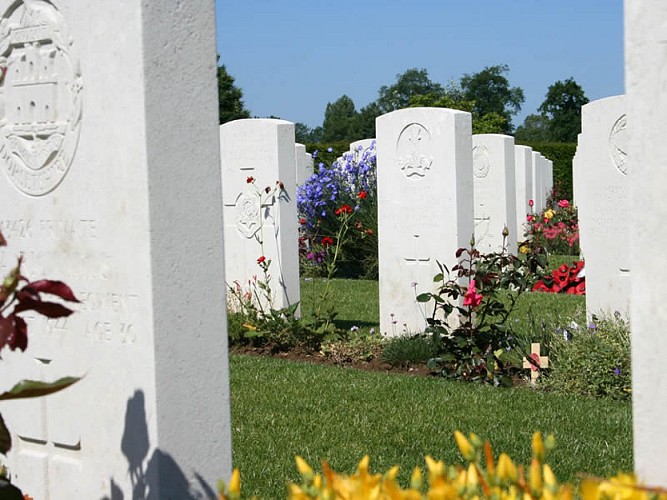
[0,316,11,350]
[0,314,27,352]
[10,315,27,351]
[14,298,74,318]
[24,280,80,303]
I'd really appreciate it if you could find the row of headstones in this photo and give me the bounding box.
[4,2,664,496]
[219,111,554,338]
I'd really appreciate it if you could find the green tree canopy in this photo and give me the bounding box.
[409,93,506,134]
[376,68,446,114]
[538,78,589,142]
[515,114,551,142]
[321,95,358,142]
[460,64,524,134]
[217,63,250,124]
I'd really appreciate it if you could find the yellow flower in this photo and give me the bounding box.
[497,453,518,482]
[295,456,313,477]
[532,432,545,462]
[454,431,476,462]
[545,209,555,219]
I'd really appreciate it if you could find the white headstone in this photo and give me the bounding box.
[0,2,231,498]
[532,151,545,213]
[377,108,473,336]
[295,143,313,186]
[220,119,300,312]
[472,134,517,254]
[350,138,376,157]
[574,95,629,318]
[626,0,667,485]
[514,145,534,239]
[545,159,554,201]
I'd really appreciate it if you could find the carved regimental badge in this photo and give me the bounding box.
[472,145,491,178]
[609,114,627,176]
[396,123,433,179]
[0,1,83,196]
[235,191,261,238]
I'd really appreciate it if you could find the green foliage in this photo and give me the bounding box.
[460,64,525,134]
[295,122,323,143]
[540,314,631,400]
[217,63,250,124]
[381,334,439,368]
[525,203,580,257]
[515,114,551,142]
[320,330,383,364]
[321,95,358,142]
[230,354,632,499]
[538,78,589,143]
[377,68,445,114]
[517,142,577,201]
[409,93,507,134]
[418,238,542,384]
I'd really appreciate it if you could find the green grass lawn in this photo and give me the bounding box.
[230,255,626,498]
[230,354,632,499]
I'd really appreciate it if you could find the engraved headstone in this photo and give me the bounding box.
[532,151,545,213]
[573,95,629,318]
[514,145,534,239]
[0,1,231,498]
[220,119,300,311]
[377,108,473,336]
[295,143,313,186]
[625,0,667,484]
[472,134,517,254]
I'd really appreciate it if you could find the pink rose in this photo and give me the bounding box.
[558,199,570,208]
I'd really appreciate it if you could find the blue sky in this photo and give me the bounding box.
[215,1,624,131]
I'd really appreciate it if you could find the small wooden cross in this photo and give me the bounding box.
[523,343,549,384]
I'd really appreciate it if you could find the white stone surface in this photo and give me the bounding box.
[220,119,300,311]
[350,138,376,157]
[532,151,545,213]
[514,145,534,239]
[295,143,313,186]
[377,108,473,336]
[574,95,629,318]
[544,159,554,201]
[0,1,231,498]
[472,134,517,254]
[626,0,667,485]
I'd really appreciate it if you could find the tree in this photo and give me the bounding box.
[409,93,506,134]
[295,122,323,143]
[376,68,445,113]
[321,95,358,142]
[217,64,250,124]
[538,78,589,142]
[460,64,524,134]
[514,114,551,142]
[350,102,381,140]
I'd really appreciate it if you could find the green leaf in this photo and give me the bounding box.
[0,376,80,401]
[416,293,431,303]
[433,273,444,282]
[0,413,10,454]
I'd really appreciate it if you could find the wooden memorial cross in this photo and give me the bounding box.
[523,343,549,384]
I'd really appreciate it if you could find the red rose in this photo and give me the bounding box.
[257,256,266,264]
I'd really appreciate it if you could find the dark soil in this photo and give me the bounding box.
[229,344,435,378]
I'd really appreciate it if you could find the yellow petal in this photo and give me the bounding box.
[410,467,423,490]
[228,468,241,494]
[454,431,476,461]
[295,456,313,477]
[529,458,542,492]
[532,432,545,461]
[497,453,518,482]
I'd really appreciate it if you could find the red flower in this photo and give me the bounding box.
[321,236,334,247]
[558,199,570,208]
[334,204,353,216]
[463,279,483,308]
[257,256,266,264]
[299,218,307,225]
[357,190,367,200]
[532,281,550,293]
[246,176,255,183]
[528,199,534,207]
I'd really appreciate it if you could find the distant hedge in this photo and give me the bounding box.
[305,141,577,202]
[517,141,577,201]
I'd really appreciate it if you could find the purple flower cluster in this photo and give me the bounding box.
[297,142,377,229]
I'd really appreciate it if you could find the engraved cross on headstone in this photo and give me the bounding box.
[404,234,430,266]
[11,357,82,499]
